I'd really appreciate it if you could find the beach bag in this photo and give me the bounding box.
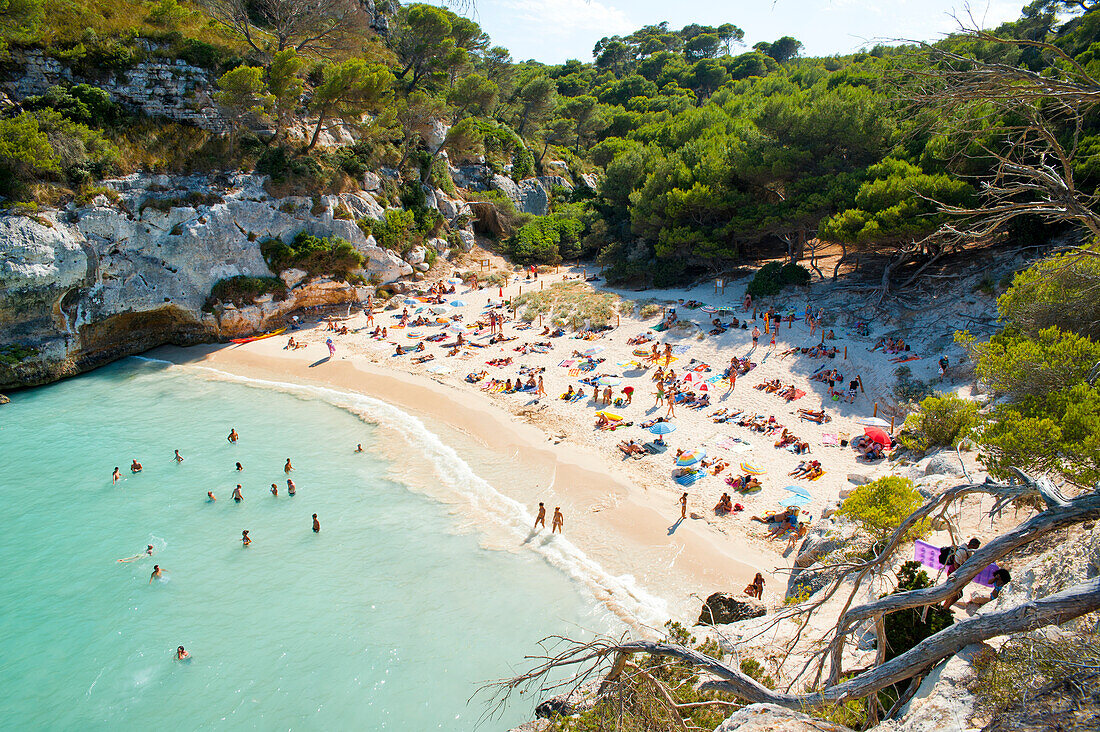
[938,545,956,566]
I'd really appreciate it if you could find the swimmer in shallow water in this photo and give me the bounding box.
[286,479,296,496]
[232,485,243,502]
[174,450,184,463]
[270,483,278,497]
[130,460,143,473]
[284,458,294,473]
[355,444,363,453]
[235,462,243,472]
[176,646,190,660]
[227,428,239,444]
[118,545,155,562]
[112,467,121,484]
[241,530,251,547]
[149,564,163,583]
[207,491,216,501]
[312,514,320,533]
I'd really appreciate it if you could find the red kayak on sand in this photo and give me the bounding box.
[230,328,286,344]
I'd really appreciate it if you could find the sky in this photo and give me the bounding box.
[444,0,1027,64]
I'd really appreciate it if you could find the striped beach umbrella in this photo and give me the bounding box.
[676,448,706,466]
[740,462,765,475]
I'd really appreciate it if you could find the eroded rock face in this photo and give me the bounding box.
[0,174,410,389]
[697,592,766,625]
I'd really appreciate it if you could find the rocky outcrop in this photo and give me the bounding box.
[0,173,417,390]
[0,393,9,404]
[2,48,226,131]
[490,175,552,216]
[697,593,766,625]
[716,704,853,731]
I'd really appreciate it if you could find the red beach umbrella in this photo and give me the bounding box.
[864,426,891,448]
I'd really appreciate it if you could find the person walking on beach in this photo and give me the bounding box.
[551,507,564,533]
[174,450,184,463]
[679,492,688,519]
[726,369,737,395]
[284,459,294,473]
[228,428,239,443]
[654,382,665,407]
[769,331,777,351]
[751,326,760,349]
[112,467,121,484]
[535,502,546,529]
[536,376,546,398]
[326,338,335,358]
[286,479,296,496]
[622,385,633,404]
[312,514,320,533]
[232,485,243,502]
[241,530,251,547]
[270,483,278,497]
[149,565,164,583]
[665,392,676,418]
[744,572,765,599]
[663,343,673,367]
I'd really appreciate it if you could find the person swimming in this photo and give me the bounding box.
[312,514,320,533]
[286,479,295,496]
[270,483,278,497]
[130,460,143,473]
[232,485,243,502]
[112,467,121,484]
[118,545,155,562]
[149,564,163,583]
[235,462,243,472]
[227,428,239,443]
[284,459,294,473]
[241,530,251,547]
[174,450,184,463]
[176,646,190,660]
[355,444,363,453]
[207,491,216,501]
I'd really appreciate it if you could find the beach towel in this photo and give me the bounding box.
[914,540,999,587]
[718,438,753,454]
[891,355,921,363]
[652,323,669,332]
[821,433,839,446]
[671,345,691,355]
[569,369,580,377]
[675,471,705,486]
[559,359,577,368]
[786,389,806,401]
[692,364,709,372]
[706,375,724,384]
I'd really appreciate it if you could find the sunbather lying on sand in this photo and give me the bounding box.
[618,440,646,457]
[798,408,830,423]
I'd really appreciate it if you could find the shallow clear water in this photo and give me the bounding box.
[0,360,606,729]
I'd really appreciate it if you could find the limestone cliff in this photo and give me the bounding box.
[0,172,474,390]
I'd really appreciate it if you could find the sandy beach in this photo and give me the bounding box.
[156,267,951,625]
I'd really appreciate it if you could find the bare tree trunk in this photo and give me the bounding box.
[306,111,327,152]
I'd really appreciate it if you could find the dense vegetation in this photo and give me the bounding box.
[3,1,1100,284]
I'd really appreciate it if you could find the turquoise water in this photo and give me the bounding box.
[0,359,607,730]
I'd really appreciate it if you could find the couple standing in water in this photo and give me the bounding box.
[534,502,563,533]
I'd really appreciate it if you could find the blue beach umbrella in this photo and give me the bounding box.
[403,298,418,305]
[450,300,467,307]
[583,346,604,356]
[783,485,812,498]
[779,494,812,507]
[648,422,677,435]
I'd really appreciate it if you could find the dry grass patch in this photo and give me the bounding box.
[513,281,621,328]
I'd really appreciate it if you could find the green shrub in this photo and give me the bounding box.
[838,476,927,544]
[205,276,287,310]
[22,84,122,127]
[508,214,584,265]
[893,364,931,404]
[898,393,980,451]
[882,562,954,660]
[261,232,364,280]
[746,261,811,298]
[369,208,418,253]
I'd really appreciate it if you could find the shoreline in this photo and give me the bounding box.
[156,340,776,625]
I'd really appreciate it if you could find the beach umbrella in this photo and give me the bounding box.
[740,461,765,475]
[597,376,622,387]
[447,277,463,284]
[676,448,706,466]
[857,417,891,428]
[583,346,604,356]
[430,305,450,315]
[717,306,734,313]
[446,324,465,333]
[864,426,892,448]
[648,422,677,435]
[698,382,709,392]
[783,485,812,498]
[682,372,695,383]
[407,331,422,339]
[779,494,812,507]
[403,298,418,305]
[450,300,467,307]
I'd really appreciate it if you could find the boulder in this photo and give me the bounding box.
[415,262,430,272]
[427,237,450,253]
[405,245,427,265]
[338,192,384,221]
[715,704,853,732]
[697,592,766,625]
[925,450,966,477]
[362,171,382,192]
[517,178,550,216]
[280,268,308,289]
[579,173,599,190]
[0,393,9,405]
[425,118,450,150]
[490,174,520,203]
[538,175,573,191]
[457,228,475,251]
